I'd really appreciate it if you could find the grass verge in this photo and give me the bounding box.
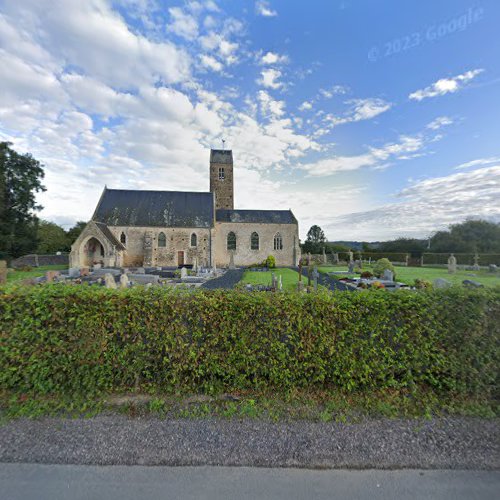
[7,265,68,283]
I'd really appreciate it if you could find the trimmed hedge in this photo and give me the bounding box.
[1,286,499,397]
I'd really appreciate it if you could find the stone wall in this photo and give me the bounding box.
[109,226,212,267]
[214,222,299,267]
[210,161,234,210]
[11,253,69,268]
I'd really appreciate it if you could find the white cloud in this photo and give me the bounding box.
[300,132,427,177]
[453,156,500,170]
[200,32,239,65]
[325,98,392,127]
[322,167,500,240]
[167,6,199,40]
[200,54,223,72]
[255,0,277,17]
[258,90,285,118]
[318,86,348,99]
[258,68,283,89]
[260,51,288,65]
[299,101,313,111]
[426,116,454,130]
[409,69,483,101]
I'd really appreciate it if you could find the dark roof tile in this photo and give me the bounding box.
[216,209,297,224]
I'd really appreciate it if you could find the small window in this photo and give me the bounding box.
[190,233,197,247]
[227,231,236,251]
[274,233,283,251]
[158,232,166,247]
[251,232,259,250]
[120,232,126,245]
[218,167,225,180]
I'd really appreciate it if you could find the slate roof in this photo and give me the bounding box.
[94,222,126,250]
[92,188,214,228]
[210,149,233,164]
[216,209,297,225]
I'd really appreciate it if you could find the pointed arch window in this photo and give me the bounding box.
[273,233,283,251]
[120,232,126,245]
[251,232,259,250]
[190,233,197,247]
[227,231,236,251]
[158,232,166,248]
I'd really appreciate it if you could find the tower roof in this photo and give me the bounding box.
[210,149,233,164]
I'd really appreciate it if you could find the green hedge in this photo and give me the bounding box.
[1,286,499,398]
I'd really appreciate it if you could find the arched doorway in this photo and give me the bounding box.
[83,237,105,266]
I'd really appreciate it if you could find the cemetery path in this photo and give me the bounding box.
[0,416,498,470]
[296,267,354,292]
[201,269,244,289]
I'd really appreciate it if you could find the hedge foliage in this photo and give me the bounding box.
[1,285,499,398]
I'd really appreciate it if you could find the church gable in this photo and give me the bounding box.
[93,188,214,228]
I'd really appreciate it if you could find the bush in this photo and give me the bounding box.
[265,255,276,268]
[373,258,395,278]
[0,285,499,398]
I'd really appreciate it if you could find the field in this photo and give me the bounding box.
[318,265,500,287]
[7,265,68,283]
[240,268,301,292]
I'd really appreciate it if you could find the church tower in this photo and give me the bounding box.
[209,149,234,210]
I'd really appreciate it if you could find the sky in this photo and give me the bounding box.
[0,0,499,241]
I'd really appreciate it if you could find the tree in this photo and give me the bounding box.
[66,221,87,245]
[0,142,45,259]
[37,220,69,254]
[430,219,500,253]
[302,225,327,254]
[378,237,427,256]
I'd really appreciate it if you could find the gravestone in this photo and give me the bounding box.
[348,261,355,273]
[228,252,235,270]
[322,247,327,264]
[46,270,60,283]
[93,263,102,270]
[434,278,452,289]
[120,274,130,289]
[382,269,394,282]
[137,267,145,274]
[355,259,362,270]
[193,257,198,273]
[472,253,480,271]
[312,266,319,292]
[180,267,188,279]
[0,260,7,285]
[447,254,457,274]
[278,275,283,291]
[104,273,117,289]
[333,253,339,264]
[348,251,354,262]
[80,267,90,277]
[463,279,483,288]
[68,267,80,278]
[489,264,498,273]
[128,274,159,284]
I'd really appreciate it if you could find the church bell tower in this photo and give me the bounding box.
[209,149,234,210]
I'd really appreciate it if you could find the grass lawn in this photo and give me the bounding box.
[7,264,68,283]
[318,265,500,287]
[241,268,301,292]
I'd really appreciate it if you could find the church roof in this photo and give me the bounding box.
[216,209,297,225]
[93,188,214,228]
[210,149,233,164]
[94,222,126,250]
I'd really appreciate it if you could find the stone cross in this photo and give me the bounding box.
[472,253,480,271]
[0,260,7,285]
[348,250,354,262]
[447,254,457,274]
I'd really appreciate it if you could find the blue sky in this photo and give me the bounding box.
[0,0,499,240]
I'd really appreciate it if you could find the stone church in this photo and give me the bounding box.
[70,150,300,269]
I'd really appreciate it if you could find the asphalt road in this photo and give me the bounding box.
[1,464,499,500]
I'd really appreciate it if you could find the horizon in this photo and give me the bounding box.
[1,0,499,240]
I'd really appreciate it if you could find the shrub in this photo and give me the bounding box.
[265,255,276,268]
[415,279,432,289]
[373,258,395,278]
[360,271,374,279]
[0,285,499,398]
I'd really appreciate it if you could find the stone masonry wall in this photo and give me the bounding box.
[109,227,212,267]
[214,222,299,268]
[210,162,233,210]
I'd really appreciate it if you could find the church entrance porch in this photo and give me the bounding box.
[177,251,184,267]
[83,237,105,267]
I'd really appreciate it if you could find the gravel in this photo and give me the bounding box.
[1,416,498,469]
[201,269,244,289]
[298,267,354,292]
